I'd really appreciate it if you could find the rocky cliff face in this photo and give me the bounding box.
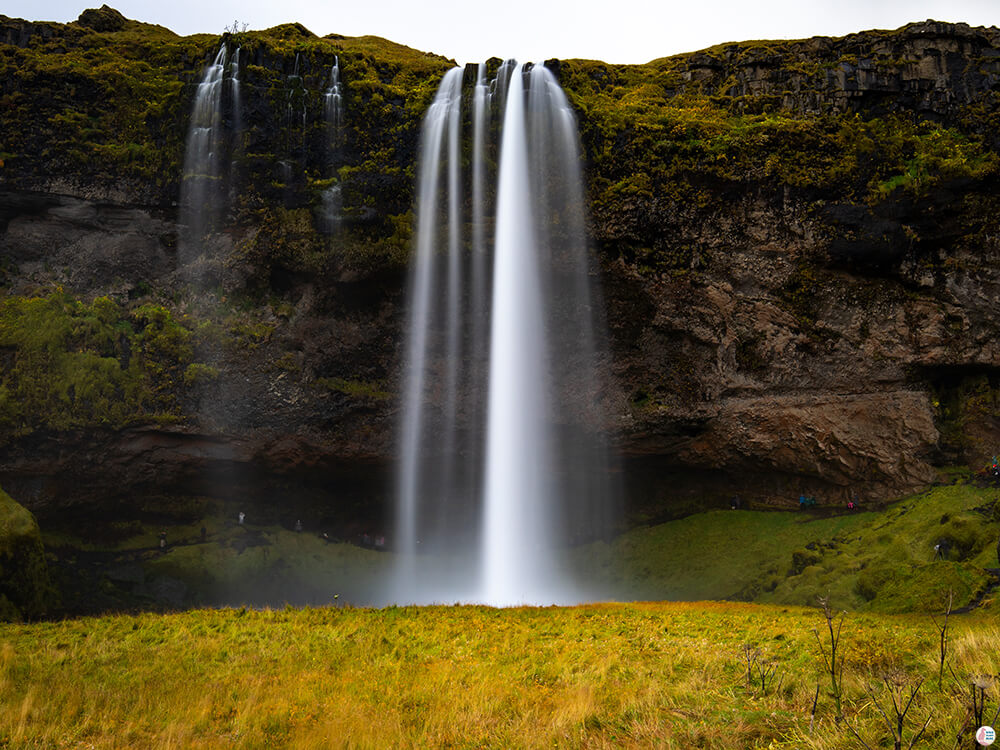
[1,12,999,520]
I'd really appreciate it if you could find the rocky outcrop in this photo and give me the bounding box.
[673,21,1000,118]
[0,486,56,620]
[76,5,127,33]
[0,191,176,294]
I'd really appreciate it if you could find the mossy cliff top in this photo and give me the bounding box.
[1,10,997,239]
[0,6,451,215]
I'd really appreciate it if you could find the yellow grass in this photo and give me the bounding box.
[2,602,999,748]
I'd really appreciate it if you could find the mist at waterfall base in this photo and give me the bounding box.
[391,61,619,607]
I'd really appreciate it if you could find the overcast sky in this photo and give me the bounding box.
[5,0,998,64]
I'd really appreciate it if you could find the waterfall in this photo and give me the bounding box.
[321,57,344,234]
[396,67,465,587]
[324,57,343,129]
[230,47,242,135]
[179,45,228,267]
[393,62,617,606]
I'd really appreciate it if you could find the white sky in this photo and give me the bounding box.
[5,0,998,65]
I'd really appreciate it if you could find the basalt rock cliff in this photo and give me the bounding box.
[2,10,1000,523]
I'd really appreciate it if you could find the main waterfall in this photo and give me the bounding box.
[394,61,617,606]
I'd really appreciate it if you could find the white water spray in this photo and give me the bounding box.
[394,62,616,606]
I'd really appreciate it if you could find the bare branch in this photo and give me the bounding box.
[907,714,933,750]
[845,719,876,750]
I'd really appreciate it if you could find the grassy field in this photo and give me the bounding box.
[2,602,1000,748]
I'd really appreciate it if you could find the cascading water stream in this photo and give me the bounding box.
[393,61,617,606]
[230,47,242,135]
[321,57,345,234]
[179,45,228,267]
[482,62,555,604]
[324,57,343,129]
[396,67,465,593]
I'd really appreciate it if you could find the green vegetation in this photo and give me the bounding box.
[3,601,1000,747]
[576,484,1000,613]
[314,376,390,400]
[0,486,56,621]
[555,49,1000,278]
[0,292,203,438]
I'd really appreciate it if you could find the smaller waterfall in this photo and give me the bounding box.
[324,57,343,129]
[320,56,345,234]
[230,47,242,135]
[179,44,228,266]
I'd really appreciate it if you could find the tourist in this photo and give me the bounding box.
[295,519,303,533]
[238,511,245,525]
[159,531,167,549]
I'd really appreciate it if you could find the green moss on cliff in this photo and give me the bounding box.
[0,292,203,438]
[0,485,56,620]
[561,56,1000,214]
[0,18,199,185]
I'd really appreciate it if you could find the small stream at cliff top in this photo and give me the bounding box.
[392,61,619,606]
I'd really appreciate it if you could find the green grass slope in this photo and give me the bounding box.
[577,483,1000,613]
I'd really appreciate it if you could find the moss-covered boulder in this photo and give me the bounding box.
[0,486,56,620]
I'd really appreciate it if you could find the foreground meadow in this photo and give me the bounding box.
[2,602,999,748]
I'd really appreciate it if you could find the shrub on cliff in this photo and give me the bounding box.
[0,486,56,621]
